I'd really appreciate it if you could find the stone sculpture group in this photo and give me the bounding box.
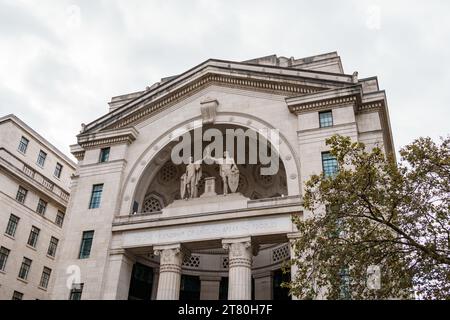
[180,150,239,199]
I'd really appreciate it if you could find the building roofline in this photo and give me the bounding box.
[0,114,77,168]
[80,56,355,134]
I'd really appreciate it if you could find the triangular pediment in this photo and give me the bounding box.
[79,58,356,136]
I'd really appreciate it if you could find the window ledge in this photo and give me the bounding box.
[26,244,37,251]
[17,277,28,284]
[3,233,15,241]
[0,269,6,275]
[38,286,48,292]
[46,254,55,260]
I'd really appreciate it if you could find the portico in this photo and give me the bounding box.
[109,193,301,300]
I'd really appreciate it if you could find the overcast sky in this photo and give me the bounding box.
[0,0,449,160]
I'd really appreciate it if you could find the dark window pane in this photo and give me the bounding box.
[18,137,29,154]
[39,267,52,289]
[99,147,110,163]
[5,214,20,237]
[0,246,10,271]
[12,291,23,300]
[180,275,201,301]
[273,269,291,300]
[339,267,351,300]
[69,283,84,300]
[18,257,32,280]
[47,237,59,257]
[219,277,228,300]
[319,111,333,128]
[79,231,94,259]
[16,186,28,204]
[55,211,65,227]
[322,152,338,178]
[89,184,103,209]
[27,226,40,247]
[37,150,47,167]
[128,263,154,300]
[54,163,63,178]
[36,199,47,215]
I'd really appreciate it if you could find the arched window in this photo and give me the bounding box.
[143,195,163,213]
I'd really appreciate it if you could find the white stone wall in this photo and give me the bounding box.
[0,116,75,300]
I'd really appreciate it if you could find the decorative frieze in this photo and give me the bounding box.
[77,127,138,150]
[100,74,320,131]
[358,100,385,113]
[288,95,358,114]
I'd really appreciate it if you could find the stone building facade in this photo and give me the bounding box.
[0,115,76,300]
[46,52,394,300]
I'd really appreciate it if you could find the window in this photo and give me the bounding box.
[12,291,23,300]
[5,214,20,237]
[37,150,47,167]
[0,247,10,271]
[322,152,338,178]
[36,199,47,216]
[39,267,52,289]
[319,110,333,128]
[79,231,94,259]
[47,237,59,257]
[89,184,103,209]
[16,186,28,204]
[339,267,351,300]
[99,147,110,163]
[69,283,84,300]
[18,137,29,154]
[54,163,63,178]
[27,226,40,248]
[55,211,65,227]
[18,257,32,280]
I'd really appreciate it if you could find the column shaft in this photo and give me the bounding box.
[223,237,254,300]
[154,244,189,300]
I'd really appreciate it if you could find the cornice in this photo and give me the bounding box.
[82,58,356,134]
[286,86,363,114]
[98,73,323,132]
[77,127,138,149]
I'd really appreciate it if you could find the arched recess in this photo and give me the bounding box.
[119,113,301,214]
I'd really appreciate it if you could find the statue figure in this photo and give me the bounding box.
[205,148,239,195]
[180,156,202,199]
[352,71,359,84]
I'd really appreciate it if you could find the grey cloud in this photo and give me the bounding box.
[0,0,449,158]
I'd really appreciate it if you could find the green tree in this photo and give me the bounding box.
[287,135,450,300]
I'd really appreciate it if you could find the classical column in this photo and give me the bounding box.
[200,276,221,300]
[287,232,300,300]
[222,237,255,300]
[154,244,190,300]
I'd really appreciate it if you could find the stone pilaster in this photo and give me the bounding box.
[154,244,190,300]
[254,271,273,300]
[287,232,300,300]
[222,237,255,300]
[102,249,135,300]
[199,276,221,300]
